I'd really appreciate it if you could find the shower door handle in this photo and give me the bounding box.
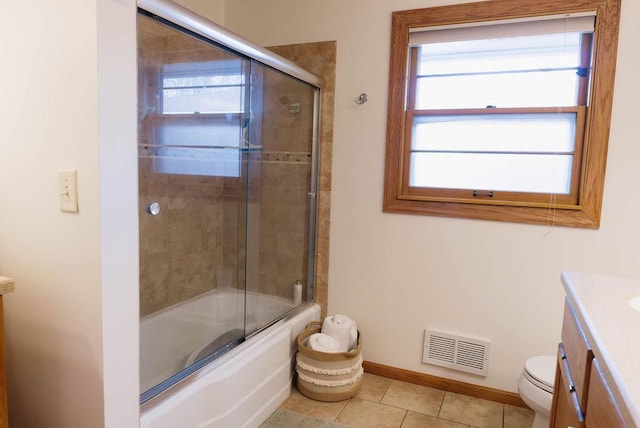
[146,202,161,216]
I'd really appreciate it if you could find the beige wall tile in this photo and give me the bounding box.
[266,41,336,313]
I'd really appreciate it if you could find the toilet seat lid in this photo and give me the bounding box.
[524,356,556,390]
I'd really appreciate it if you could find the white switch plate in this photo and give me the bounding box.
[59,169,78,213]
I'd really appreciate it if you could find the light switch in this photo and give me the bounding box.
[59,170,78,213]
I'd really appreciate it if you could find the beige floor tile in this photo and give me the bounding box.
[336,397,407,428]
[381,380,445,416]
[281,388,349,421]
[401,411,470,428]
[356,373,394,402]
[260,408,346,428]
[438,392,503,428]
[503,404,535,427]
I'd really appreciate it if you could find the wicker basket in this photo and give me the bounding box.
[295,321,363,402]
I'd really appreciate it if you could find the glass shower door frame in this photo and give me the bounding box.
[138,0,324,405]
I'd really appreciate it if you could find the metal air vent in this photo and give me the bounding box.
[423,329,490,376]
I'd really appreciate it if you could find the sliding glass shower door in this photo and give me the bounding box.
[244,63,318,336]
[137,11,319,401]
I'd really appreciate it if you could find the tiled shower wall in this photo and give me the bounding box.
[138,14,336,318]
[267,42,336,318]
[254,67,314,298]
[138,164,238,317]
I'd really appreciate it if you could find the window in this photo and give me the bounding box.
[161,60,246,115]
[153,58,251,177]
[383,0,621,228]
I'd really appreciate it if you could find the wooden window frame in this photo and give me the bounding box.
[383,0,621,228]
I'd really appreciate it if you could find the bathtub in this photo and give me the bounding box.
[140,289,320,428]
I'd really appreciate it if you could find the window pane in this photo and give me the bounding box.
[412,113,576,153]
[416,32,586,109]
[163,74,244,88]
[418,33,583,75]
[152,147,242,177]
[409,152,573,194]
[416,70,579,109]
[163,86,244,114]
[157,117,244,148]
[162,59,247,114]
[152,117,245,177]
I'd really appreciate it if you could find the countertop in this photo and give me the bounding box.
[561,271,640,427]
[0,277,15,296]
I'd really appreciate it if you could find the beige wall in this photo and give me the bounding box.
[0,1,635,426]
[221,0,640,393]
[174,0,225,25]
[0,1,138,427]
[98,1,139,425]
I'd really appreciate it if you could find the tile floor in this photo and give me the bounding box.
[272,373,534,428]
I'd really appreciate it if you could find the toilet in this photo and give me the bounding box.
[517,355,556,428]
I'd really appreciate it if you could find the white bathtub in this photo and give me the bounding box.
[140,289,320,428]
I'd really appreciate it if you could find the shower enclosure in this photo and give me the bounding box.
[137,4,322,402]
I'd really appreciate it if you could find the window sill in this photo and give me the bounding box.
[383,197,600,228]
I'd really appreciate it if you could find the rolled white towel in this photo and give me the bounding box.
[321,314,357,352]
[306,333,342,353]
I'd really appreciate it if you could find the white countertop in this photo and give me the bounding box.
[561,271,640,427]
[0,276,15,296]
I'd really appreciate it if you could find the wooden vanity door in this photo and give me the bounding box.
[585,359,625,428]
[550,344,585,428]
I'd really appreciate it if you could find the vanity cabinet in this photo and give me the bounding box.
[552,272,639,428]
[585,359,625,428]
[550,301,592,427]
[552,343,585,427]
[0,277,14,428]
[0,296,7,428]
